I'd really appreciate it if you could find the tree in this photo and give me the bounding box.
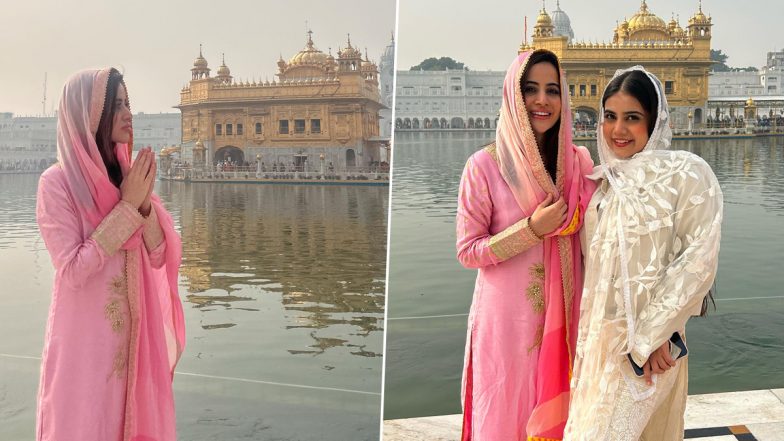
[711,49,760,72]
[410,57,468,71]
[710,49,730,72]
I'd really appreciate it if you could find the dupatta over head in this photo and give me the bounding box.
[495,50,596,440]
[595,65,673,356]
[56,68,185,440]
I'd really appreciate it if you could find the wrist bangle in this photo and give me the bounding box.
[526,219,543,240]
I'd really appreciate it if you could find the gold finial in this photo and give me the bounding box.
[307,29,314,47]
[347,33,352,47]
[221,52,225,65]
[698,0,703,12]
[199,43,203,57]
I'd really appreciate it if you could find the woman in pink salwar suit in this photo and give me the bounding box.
[35,68,185,441]
[456,50,596,440]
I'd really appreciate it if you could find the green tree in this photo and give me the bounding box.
[710,49,730,72]
[410,57,468,71]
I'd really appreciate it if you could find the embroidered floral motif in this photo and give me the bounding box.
[105,265,130,379]
[526,263,546,314]
[484,143,498,162]
[111,348,127,379]
[529,324,544,354]
[104,275,126,333]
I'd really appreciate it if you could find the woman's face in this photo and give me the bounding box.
[111,83,132,144]
[602,91,650,159]
[522,61,561,138]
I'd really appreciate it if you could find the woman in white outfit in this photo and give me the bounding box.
[564,66,723,441]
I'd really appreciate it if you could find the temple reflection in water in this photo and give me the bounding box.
[160,180,388,355]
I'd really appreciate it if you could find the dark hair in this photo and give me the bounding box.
[521,50,560,181]
[95,68,127,188]
[699,283,717,317]
[601,70,658,137]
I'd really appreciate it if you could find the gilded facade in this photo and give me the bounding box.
[177,32,386,169]
[521,0,713,128]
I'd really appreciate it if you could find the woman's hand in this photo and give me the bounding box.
[120,148,155,212]
[529,194,567,237]
[139,149,157,217]
[642,341,677,385]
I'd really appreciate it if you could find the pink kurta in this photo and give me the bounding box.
[457,144,547,440]
[36,165,168,440]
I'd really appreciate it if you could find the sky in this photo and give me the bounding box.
[396,0,783,72]
[0,0,397,116]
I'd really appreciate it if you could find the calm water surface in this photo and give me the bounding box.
[0,175,387,440]
[384,132,784,419]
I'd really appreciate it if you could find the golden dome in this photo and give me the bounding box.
[289,31,330,66]
[746,97,755,107]
[627,1,667,32]
[690,10,709,24]
[536,8,553,27]
[193,44,208,68]
[217,54,230,76]
[338,35,362,59]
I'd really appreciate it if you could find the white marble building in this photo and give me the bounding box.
[709,49,784,98]
[0,112,181,153]
[394,69,504,130]
[379,35,395,139]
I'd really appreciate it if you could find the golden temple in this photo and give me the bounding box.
[521,0,713,127]
[177,31,386,170]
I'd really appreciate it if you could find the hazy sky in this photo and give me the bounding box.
[397,0,783,72]
[1,0,397,116]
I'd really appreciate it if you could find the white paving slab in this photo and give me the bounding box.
[383,414,461,441]
[384,389,784,441]
[684,390,784,429]
[746,422,784,441]
[771,388,784,405]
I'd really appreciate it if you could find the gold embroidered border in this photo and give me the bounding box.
[142,207,165,251]
[123,250,141,441]
[528,436,562,441]
[488,217,541,261]
[92,200,144,256]
[557,236,575,363]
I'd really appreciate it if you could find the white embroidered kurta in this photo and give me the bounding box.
[564,150,723,440]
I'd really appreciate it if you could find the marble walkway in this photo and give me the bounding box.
[383,389,784,441]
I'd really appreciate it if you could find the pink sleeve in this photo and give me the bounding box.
[36,169,144,285]
[456,154,540,269]
[142,207,166,268]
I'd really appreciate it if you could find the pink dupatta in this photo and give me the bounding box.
[495,51,596,440]
[56,68,185,440]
